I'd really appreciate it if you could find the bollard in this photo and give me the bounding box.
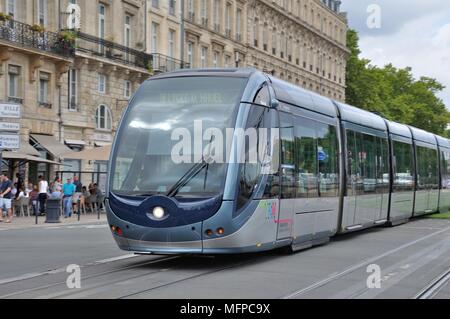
[77,198,80,222]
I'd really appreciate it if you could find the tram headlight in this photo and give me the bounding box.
[152,206,165,220]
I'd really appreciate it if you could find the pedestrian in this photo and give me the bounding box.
[62,177,76,218]
[25,183,33,195]
[16,187,28,199]
[72,176,82,212]
[73,176,82,193]
[16,173,24,191]
[0,174,14,223]
[38,175,48,216]
[53,177,62,193]
[11,183,18,198]
[29,185,39,216]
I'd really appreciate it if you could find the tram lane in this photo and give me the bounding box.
[115,219,450,299]
[0,218,449,299]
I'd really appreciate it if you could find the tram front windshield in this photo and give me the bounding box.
[110,76,248,199]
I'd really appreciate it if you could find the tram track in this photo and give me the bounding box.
[413,269,450,299]
[2,220,450,299]
[282,224,450,299]
[0,255,181,299]
[1,252,271,299]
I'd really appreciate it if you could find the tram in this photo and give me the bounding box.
[106,68,450,254]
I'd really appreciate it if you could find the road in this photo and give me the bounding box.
[0,218,449,299]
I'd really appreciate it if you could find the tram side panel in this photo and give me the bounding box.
[414,144,440,216]
[439,149,450,213]
[340,124,389,232]
[278,110,340,247]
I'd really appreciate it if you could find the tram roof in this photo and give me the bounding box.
[334,101,387,131]
[269,77,337,117]
[147,68,258,80]
[385,120,412,139]
[408,126,438,145]
[435,135,450,149]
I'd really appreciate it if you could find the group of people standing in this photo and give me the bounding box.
[35,175,82,218]
[0,173,103,223]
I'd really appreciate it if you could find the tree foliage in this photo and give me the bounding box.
[345,29,450,135]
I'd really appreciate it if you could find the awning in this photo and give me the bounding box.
[30,134,72,158]
[94,141,112,147]
[65,139,86,146]
[1,152,61,165]
[62,145,111,161]
[20,141,41,157]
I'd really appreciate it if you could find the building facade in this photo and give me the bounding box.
[181,0,347,100]
[0,0,347,186]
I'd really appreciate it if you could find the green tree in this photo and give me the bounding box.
[345,29,450,135]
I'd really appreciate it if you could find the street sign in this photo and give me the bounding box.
[0,122,20,132]
[0,134,20,150]
[0,103,21,118]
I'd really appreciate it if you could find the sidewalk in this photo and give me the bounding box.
[0,213,108,231]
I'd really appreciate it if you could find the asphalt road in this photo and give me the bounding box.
[0,218,449,299]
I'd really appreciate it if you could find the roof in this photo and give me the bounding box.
[2,152,61,165]
[435,135,450,149]
[385,120,412,139]
[147,68,258,80]
[408,126,438,145]
[334,102,387,131]
[269,77,337,117]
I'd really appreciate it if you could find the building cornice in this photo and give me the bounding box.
[255,0,350,55]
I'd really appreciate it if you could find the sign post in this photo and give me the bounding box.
[0,103,21,175]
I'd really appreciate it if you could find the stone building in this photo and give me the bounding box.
[0,0,347,186]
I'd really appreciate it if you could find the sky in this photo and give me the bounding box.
[341,0,450,109]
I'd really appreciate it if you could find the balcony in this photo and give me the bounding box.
[74,32,151,71]
[0,18,75,58]
[74,32,190,74]
[151,53,190,73]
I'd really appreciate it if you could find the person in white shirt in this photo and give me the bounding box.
[38,175,48,215]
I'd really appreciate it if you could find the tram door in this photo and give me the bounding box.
[343,129,358,228]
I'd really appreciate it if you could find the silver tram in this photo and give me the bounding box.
[106,69,450,254]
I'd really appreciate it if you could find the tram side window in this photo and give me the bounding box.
[392,141,414,192]
[416,146,439,190]
[317,123,339,197]
[294,116,318,198]
[428,148,439,189]
[253,84,271,107]
[280,112,296,199]
[360,133,377,194]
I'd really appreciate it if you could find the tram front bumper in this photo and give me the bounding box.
[106,204,203,254]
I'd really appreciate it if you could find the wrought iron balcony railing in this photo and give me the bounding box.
[151,53,190,73]
[0,18,75,58]
[75,32,190,72]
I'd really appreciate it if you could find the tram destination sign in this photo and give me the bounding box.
[0,134,20,150]
[0,122,20,132]
[0,103,21,118]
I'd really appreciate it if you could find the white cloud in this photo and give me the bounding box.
[342,1,450,108]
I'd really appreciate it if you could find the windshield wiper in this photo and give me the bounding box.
[165,160,208,198]
[166,136,215,198]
